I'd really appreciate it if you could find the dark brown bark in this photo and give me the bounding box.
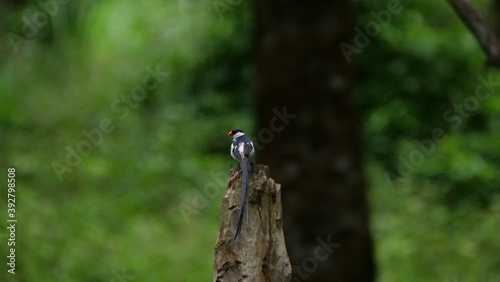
[254,1,374,281]
[494,0,500,35]
[447,0,500,67]
[214,165,292,282]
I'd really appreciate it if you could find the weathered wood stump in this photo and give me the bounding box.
[214,164,292,282]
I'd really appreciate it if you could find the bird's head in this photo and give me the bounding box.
[228,129,245,138]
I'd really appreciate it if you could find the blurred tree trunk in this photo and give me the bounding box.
[447,0,500,67]
[495,0,500,33]
[254,1,375,281]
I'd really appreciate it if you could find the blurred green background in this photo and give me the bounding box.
[0,0,499,281]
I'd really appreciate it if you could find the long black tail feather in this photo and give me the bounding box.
[234,158,250,239]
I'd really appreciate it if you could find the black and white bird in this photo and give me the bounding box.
[228,129,255,239]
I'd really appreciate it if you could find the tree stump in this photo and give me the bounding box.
[214,164,292,282]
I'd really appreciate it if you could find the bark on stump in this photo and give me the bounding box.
[214,164,291,282]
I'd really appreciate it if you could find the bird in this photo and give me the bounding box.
[228,129,255,239]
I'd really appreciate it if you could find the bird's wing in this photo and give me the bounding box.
[243,142,253,158]
[231,142,243,163]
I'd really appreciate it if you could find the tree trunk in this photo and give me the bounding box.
[214,164,292,282]
[254,1,375,281]
[447,0,500,67]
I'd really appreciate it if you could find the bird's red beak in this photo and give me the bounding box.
[228,131,233,136]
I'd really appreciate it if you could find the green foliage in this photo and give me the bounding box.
[0,0,499,281]
[356,0,500,206]
[1,0,252,281]
[370,162,500,281]
[355,0,500,280]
